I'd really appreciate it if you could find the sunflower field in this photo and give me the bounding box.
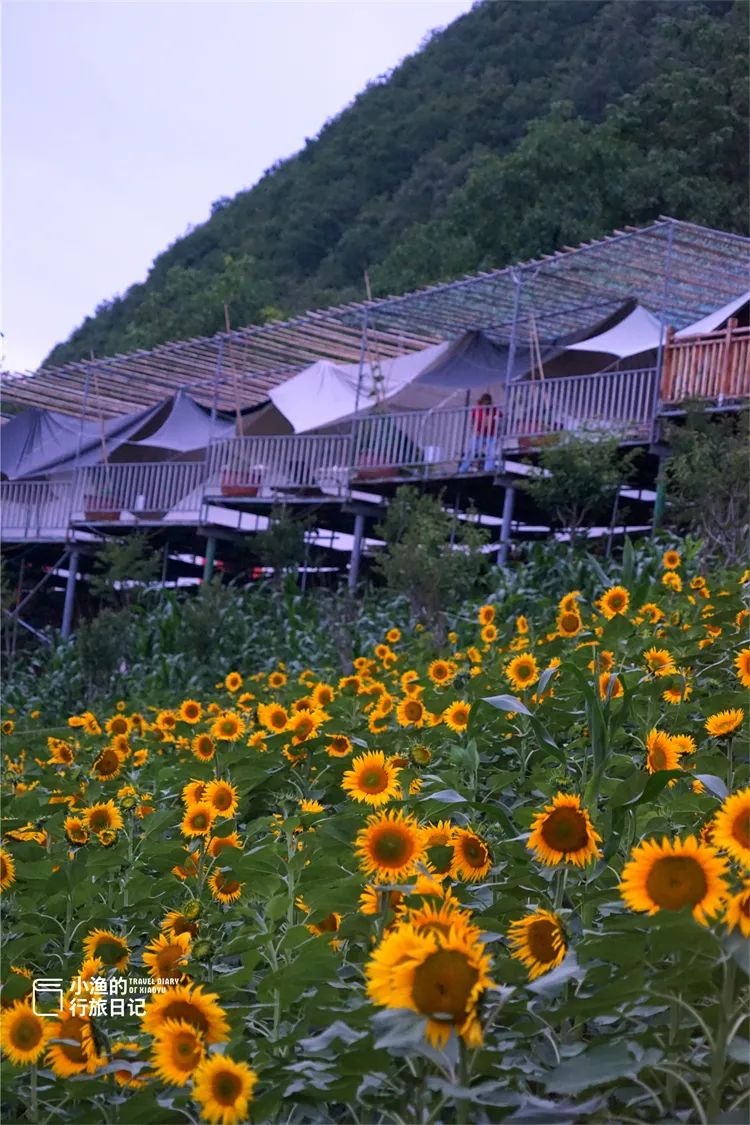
[1,541,749,1124]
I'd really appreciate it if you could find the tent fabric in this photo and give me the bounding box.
[675,290,750,338]
[5,392,235,480]
[565,304,664,358]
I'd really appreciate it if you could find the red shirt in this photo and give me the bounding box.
[471,405,499,436]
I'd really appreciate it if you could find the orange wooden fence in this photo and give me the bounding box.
[661,318,750,403]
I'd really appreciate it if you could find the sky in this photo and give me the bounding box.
[2,0,474,372]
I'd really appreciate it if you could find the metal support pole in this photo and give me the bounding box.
[348,512,365,592]
[497,485,515,566]
[202,536,216,583]
[651,221,675,442]
[61,549,80,638]
[652,457,667,533]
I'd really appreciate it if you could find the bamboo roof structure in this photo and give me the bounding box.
[2,217,748,418]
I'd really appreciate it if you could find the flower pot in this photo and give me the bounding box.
[220,470,260,498]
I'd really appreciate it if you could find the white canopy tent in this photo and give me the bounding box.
[675,290,750,338]
[565,304,665,358]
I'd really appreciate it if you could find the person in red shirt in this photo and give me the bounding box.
[460,393,501,472]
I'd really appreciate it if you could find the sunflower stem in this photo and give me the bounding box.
[29,1064,37,1123]
[553,867,568,910]
[456,1038,470,1124]
[707,957,736,1122]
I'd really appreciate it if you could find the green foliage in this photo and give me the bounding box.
[44,0,746,366]
[88,534,161,607]
[374,486,489,634]
[520,430,639,544]
[664,407,749,566]
[253,505,314,583]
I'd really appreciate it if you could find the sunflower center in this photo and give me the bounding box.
[732,812,750,849]
[646,856,708,910]
[12,1015,42,1050]
[94,938,126,966]
[361,768,388,793]
[96,750,120,775]
[212,1070,243,1105]
[191,813,209,830]
[173,1033,202,1069]
[317,913,339,933]
[411,950,479,1023]
[57,1017,87,1063]
[213,790,232,810]
[540,808,590,853]
[372,827,413,866]
[157,946,186,973]
[650,746,667,770]
[270,713,286,730]
[404,702,423,721]
[461,838,489,867]
[0,857,7,880]
[215,876,241,897]
[560,613,579,633]
[526,919,560,964]
[88,810,110,831]
[161,1000,208,1034]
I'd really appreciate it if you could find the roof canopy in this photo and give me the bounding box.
[2,218,748,417]
[675,289,750,338]
[2,391,235,479]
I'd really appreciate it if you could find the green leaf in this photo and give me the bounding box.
[483,694,531,716]
[544,1042,657,1094]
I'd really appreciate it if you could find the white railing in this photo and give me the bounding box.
[1,368,660,540]
[206,434,354,496]
[71,462,207,523]
[0,479,76,540]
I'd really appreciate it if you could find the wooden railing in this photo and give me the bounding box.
[661,319,750,403]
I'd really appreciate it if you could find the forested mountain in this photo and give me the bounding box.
[45,0,747,368]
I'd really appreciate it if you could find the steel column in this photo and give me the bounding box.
[61,549,80,638]
[202,536,217,583]
[652,457,667,533]
[498,485,515,566]
[348,512,365,592]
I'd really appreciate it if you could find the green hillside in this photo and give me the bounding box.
[45,0,748,368]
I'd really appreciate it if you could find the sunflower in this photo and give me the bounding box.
[557,609,582,638]
[527,793,601,867]
[207,831,242,859]
[325,733,352,758]
[662,571,682,592]
[84,801,124,833]
[48,738,75,766]
[192,734,216,762]
[451,828,492,882]
[645,728,682,774]
[396,697,427,728]
[64,819,89,846]
[161,909,200,939]
[149,1017,205,1085]
[371,924,494,1048]
[46,1007,105,1077]
[208,870,244,904]
[224,672,243,694]
[141,983,230,1044]
[156,709,178,734]
[64,816,89,849]
[311,682,335,708]
[180,700,203,723]
[407,896,480,944]
[356,809,425,883]
[183,779,207,805]
[671,734,696,756]
[268,670,287,689]
[559,590,582,614]
[597,585,630,619]
[724,881,750,938]
[211,711,245,742]
[0,1001,50,1066]
[0,849,16,892]
[2,720,14,735]
[258,703,289,734]
[705,709,744,738]
[662,677,693,705]
[639,602,665,624]
[92,744,126,781]
[82,928,130,971]
[643,647,676,677]
[143,931,191,981]
[480,622,498,644]
[342,751,402,807]
[181,803,216,838]
[662,549,681,569]
[192,1054,259,1125]
[506,653,539,691]
[507,909,567,980]
[712,788,750,867]
[204,779,238,818]
[423,820,455,874]
[478,604,495,625]
[598,672,624,701]
[619,835,729,924]
[439,699,470,735]
[105,714,131,737]
[428,660,455,687]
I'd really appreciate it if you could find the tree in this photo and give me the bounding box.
[89,534,161,608]
[664,407,749,566]
[521,431,639,546]
[374,487,489,638]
